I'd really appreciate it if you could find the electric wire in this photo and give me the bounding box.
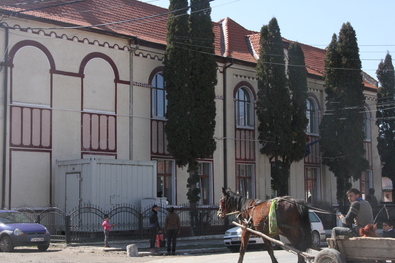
[1,2,395,160]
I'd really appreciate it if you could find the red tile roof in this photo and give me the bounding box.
[0,0,377,89]
[1,0,169,44]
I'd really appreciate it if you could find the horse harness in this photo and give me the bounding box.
[236,197,300,232]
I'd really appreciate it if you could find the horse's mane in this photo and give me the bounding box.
[224,189,248,211]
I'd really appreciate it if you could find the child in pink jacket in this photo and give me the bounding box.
[102,216,114,247]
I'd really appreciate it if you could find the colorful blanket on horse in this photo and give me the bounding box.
[269,199,279,235]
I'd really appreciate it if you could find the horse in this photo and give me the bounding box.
[217,187,312,263]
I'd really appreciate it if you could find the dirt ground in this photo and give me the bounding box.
[0,245,168,263]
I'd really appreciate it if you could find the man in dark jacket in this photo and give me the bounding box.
[164,207,180,255]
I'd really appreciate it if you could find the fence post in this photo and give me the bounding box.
[199,212,203,236]
[36,215,40,224]
[65,215,71,244]
[139,213,143,240]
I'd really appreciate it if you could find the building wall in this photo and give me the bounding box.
[0,17,381,209]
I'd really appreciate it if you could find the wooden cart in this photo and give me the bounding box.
[318,236,395,263]
[233,221,395,263]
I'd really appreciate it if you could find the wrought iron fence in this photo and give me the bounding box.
[14,203,227,243]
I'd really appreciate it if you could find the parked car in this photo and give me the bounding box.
[0,210,50,252]
[223,211,326,252]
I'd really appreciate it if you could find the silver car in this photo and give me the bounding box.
[223,211,326,252]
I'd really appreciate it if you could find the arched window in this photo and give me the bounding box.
[151,73,166,118]
[363,107,371,141]
[236,87,254,128]
[306,98,319,134]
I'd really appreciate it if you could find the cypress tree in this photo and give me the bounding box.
[288,42,309,162]
[164,0,217,216]
[163,0,191,187]
[187,0,217,203]
[256,18,293,196]
[376,53,395,201]
[320,23,368,204]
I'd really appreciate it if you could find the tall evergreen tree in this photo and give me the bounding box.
[288,42,309,162]
[163,0,191,187]
[376,53,395,201]
[164,0,217,215]
[187,0,217,203]
[256,18,293,196]
[319,23,368,205]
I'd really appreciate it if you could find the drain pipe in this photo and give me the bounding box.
[222,58,233,189]
[128,37,139,160]
[1,25,9,209]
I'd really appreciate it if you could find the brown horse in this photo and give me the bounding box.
[217,188,312,263]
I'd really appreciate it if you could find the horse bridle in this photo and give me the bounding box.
[218,197,240,217]
[218,198,227,217]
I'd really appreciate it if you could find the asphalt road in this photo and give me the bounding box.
[0,245,321,263]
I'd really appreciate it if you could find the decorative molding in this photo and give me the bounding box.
[134,51,164,61]
[233,74,257,81]
[308,88,323,93]
[365,95,377,101]
[3,22,130,51]
[133,81,152,89]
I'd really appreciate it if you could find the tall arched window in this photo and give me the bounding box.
[151,73,166,118]
[306,98,319,134]
[363,107,371,141]
[236,87,254,128]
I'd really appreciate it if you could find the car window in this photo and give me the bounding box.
[309,212,321,223]
[0,212,34,224]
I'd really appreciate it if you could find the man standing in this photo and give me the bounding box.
[164,207,180,255]
[335,188,373,236]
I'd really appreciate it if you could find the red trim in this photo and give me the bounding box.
[79,52,120,81]
[8,40,56,71]
[233,81,257,100]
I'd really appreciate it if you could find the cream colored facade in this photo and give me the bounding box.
[0,14,381,209]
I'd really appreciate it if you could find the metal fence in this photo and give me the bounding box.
[14,204,228,243]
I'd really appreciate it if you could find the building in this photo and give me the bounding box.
[0,0,380,209]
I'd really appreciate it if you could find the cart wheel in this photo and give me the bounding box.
[314,248,346,263]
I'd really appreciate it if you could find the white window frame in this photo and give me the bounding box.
[151,73,166,119]
[305,166,321,203]
[363,107,372,141]
[154,158,175,204]
[197,162,213,205]
[235,87,254,128]
[306,97,319,135]
[236,163,255,199]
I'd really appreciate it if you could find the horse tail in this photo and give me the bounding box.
[296,200,312,251]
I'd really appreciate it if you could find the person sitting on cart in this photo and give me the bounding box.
[382,219,395,238]
[333,188,373,237]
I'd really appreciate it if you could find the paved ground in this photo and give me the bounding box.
[0,235,227,263]
[0,233,330,262]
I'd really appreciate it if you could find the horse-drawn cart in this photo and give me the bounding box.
[233,221,395,263]
[319,236,395,263]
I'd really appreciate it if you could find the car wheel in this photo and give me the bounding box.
[315,248,346,263]
[311,230,321,248]
[38,243,50,252]
[0,235,14,252]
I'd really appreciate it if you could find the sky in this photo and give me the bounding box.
[146,0,395,82]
